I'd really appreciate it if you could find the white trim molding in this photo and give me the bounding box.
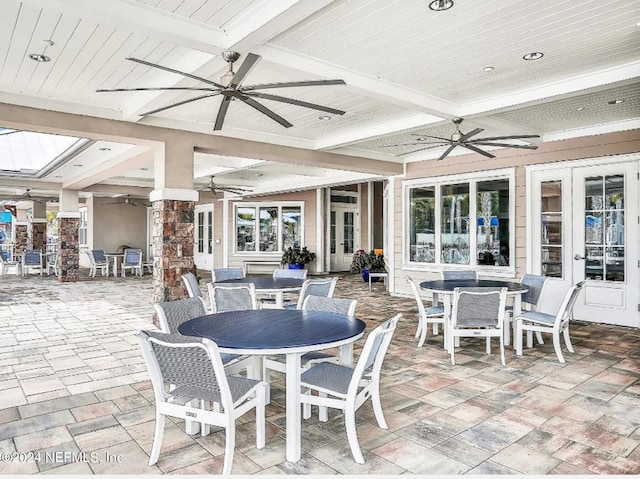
[57,212,82,219]
[149,188,199,202]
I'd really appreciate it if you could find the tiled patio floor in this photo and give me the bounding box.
[1,270,639,475]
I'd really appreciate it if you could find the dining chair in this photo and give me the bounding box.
[142,252,154,275]
[505,273,549,346]
[289,276,339,310]
[406,276,445,347]
[46,250,59,276]
[0,252,21,276]
[22,249,43,276]
[153,297,249,374]
[207,283,257,313]
[299,313,402,464]
[273,268,308,279]
[514,281,585,363]
[182,272,202,298]
[88,249,109,277]
[121,248,143,277]
[449,287,508,365]
[441,270,478,280]
[212,267,245,282]
[137,330,266,475]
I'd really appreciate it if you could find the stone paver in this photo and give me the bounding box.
[0,271,639,475]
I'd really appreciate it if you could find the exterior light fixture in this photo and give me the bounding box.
[523,52,544,61]
[318,115,332,121]
[99,147,111,151]
[28,40,54,63]
[607,99,624,105]
[429,0,454,11]
[483,66,495,72]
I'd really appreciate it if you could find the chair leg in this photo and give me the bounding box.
[222,421,235,475]
[504,316,511,346]
[563,327,575,353]
[319,392,328,422]
[433,322,439,336]
[302,389,312,420]
[526,330,533,348]
[515,321,523,356]
[450,337,456,365]
[414,319,422,338]
[148,413,165,466]
[536,332,545,344]
[499,335,505,366]
[486,337,491,355]
[256,384,266,449]
[417,318,428,347]
[344,408,365,464]
[552,332,566,363]
[370,383,388,429]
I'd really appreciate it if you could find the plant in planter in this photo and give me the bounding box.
[281,246,316,269]
[350,249,386,281]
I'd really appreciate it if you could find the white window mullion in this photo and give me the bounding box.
[469,180,478,267]
[435,184,442,266]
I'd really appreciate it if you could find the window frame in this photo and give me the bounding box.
[402,168,516,275]
[232,201,305,255]
[78,206,88,247]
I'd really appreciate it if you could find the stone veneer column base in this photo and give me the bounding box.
[32,220,47,261]
[14,223,28,254]
[151,199,196,327]
[58,214,80,283]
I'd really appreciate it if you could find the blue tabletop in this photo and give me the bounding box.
[420,279,527,292]
[178,309,366,350]
[217,277,303,290]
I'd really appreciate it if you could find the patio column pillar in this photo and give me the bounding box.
[150,141,197,327]
[31,201,47,255]
[57,190,80,283]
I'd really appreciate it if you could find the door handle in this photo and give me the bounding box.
[574,254,585,260]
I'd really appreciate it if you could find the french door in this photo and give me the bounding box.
[530,158,639,328]
[194,204,213,271]
[330,205,358,271]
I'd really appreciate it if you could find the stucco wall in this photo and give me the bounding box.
[391,129,640,298]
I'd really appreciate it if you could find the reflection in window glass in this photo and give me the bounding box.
[197,212,205,253]
[541,181,562,277]
[207,211,213,254]
[343,212,354,254]
[409,187,435,263]
[584,175,625,281]
[236,207,255,252]
[441,184,470,264]
[259,207,278,251]
[282,207,301,249]
[330,211,336,254]
[477,179,509,266]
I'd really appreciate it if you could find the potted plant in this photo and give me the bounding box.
[281,246,316,269]
[350,249,386,282]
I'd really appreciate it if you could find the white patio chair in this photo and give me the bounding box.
[181,272,202,298]
[505,273,549,346]
[514,281,585,363]
[299,313,401,464]
[137,330,266,475]
[0,252,21,276]
[207,283,257,313]
[87,249,109,277]
[142,252,154,275]
[121,248,142,277]
[289,276,339,310]
[441,270,478,280]
[22,249,43,276]
[212,267,245,282]
[258,268,309,308]
[406,276,445,347]
[450,287,508,366]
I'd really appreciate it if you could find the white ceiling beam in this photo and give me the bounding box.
[63,146,153,190]
[257,44,459,117]
[461,61,640,116]
[544,118,640,142]
[20,0,226,54]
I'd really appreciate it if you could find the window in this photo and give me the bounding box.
[406,172,513,269]
[541,181,563,277]
[235,203,303,253]
[78,207,88,246]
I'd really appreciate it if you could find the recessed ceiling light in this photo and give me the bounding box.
[73,164,83,167]
[318,115,332,121]
[28,53,50,63]
[608,99,624,105]
[99,147,111,151]
[140,167,148,171]
[523,52,544,61]
[483,66,495,72]
[577,106,584,111]
[429,0,454,11]
[54,175,62,178]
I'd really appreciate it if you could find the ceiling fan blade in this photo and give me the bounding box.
[381,142,449,148]
[437,144,458,161]
[237,95,293,128]
[460,128,484,142]
[214,96,232,131]
[468,134,540,141]
[410,134,451,142]
[230,53,261,89]
[140,93,220,116]
[472,141,539,149]
[127,57,226,89]
[96,86,218,93]
[242,79,346,91]
[461,143,495,158]
[245,92,345,115]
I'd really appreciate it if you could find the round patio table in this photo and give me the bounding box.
[216,276,304,308]
[179,308,366,463]
[420,279,528,350]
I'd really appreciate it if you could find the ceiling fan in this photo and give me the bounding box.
[6,189,47,203]
[104,195,150,207]
[382,117,540,161]
[204,176,252,196]
[96,51,347,131]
